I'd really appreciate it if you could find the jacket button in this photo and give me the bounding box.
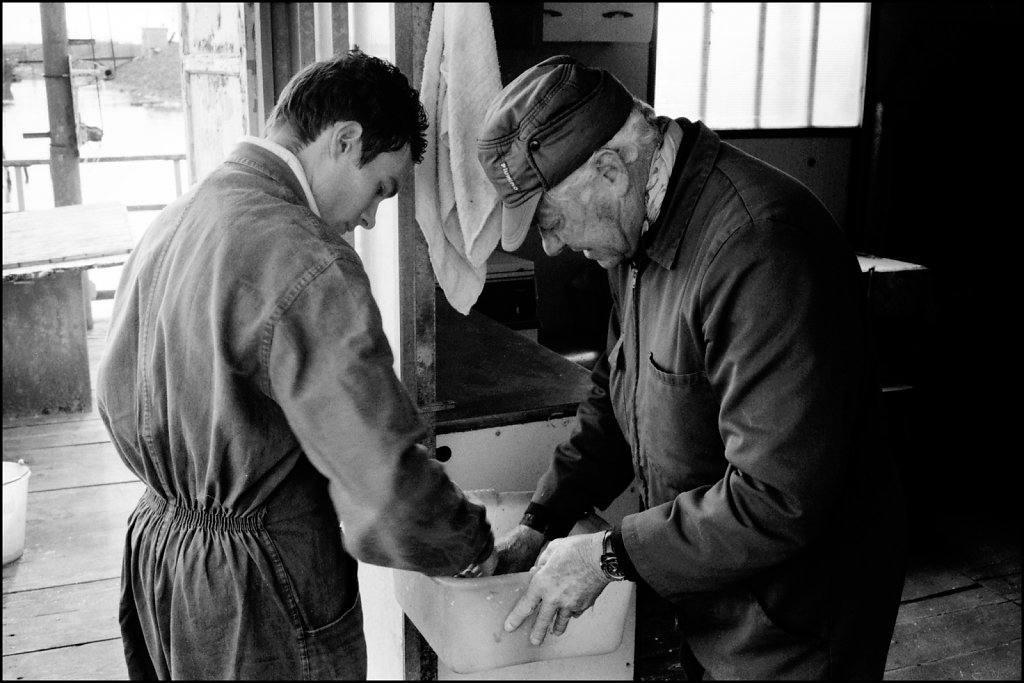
[528,139,540,151]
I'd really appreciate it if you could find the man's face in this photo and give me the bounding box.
[534,180,642,269]
[311,128,411,234]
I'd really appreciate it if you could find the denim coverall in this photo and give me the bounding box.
[97,142,492,679]
[531,120,907,679]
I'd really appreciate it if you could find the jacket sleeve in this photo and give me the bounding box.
[266,255,492,577]
[529,296,637,524]
[622,219,867,598]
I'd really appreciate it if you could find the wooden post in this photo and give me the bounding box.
[40,2,81,207]
[395,3,438,425]
[394,9,440,679]
[40,4,92,332]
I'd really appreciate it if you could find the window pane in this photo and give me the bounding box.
[761,3,814,128]
[654,2,869,130]
[812,3,869,127]
[653,2,705,118]
[705,2,760,129]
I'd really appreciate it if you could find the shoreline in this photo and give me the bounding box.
[8,50,182,111]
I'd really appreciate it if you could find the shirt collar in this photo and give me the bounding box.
[643,119,720,271]
[642,118,683,236]
[238,135,320,217]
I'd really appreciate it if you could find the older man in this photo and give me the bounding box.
[97,50,493,680]
[477,55,906,680]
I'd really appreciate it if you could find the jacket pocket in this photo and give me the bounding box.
[638,353,725,500]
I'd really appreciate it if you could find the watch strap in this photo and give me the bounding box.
[600,530,627,581]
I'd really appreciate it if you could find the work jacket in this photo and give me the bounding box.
[532,120,906,679]
[96,142,492,679]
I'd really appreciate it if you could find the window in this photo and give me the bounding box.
[654,3,870,129]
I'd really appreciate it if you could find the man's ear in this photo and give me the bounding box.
[330,120,363,159]
[592,148,629,196]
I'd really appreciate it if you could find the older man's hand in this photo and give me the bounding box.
[503,531,610,645]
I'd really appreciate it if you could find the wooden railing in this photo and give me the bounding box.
[2,153,186,213]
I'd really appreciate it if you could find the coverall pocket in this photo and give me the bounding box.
[301,593,367,680]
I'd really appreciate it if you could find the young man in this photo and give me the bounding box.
[477,55,907,680]
[97,50,493,679]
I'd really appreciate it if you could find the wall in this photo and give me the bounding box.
[726,134,853,231]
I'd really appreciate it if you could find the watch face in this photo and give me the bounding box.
[601,553,625,580]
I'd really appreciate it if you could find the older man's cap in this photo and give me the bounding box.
[477,55,634,251]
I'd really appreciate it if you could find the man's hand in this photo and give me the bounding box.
[494,524,547,575]
[503,531,610,645]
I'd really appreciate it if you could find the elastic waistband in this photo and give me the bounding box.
[140,488,265,532]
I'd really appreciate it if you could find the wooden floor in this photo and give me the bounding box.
[2,301,1020,680]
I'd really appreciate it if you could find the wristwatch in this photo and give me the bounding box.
[600,530,626,581]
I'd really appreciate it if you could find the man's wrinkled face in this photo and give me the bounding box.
[309,125,411,234]
[533,183,639,269]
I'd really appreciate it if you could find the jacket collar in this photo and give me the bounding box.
[224,141,312,211]
[642,119,721,271]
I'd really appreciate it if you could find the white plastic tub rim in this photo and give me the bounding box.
[3,459,32,565]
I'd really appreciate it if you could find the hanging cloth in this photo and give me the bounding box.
[415,3,503,315]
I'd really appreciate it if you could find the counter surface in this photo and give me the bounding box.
[435,299,592,434]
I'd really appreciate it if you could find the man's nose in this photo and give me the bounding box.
[361,202,379,230]
[540,231,566,256]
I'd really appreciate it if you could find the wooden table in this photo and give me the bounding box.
[2,203,134,417]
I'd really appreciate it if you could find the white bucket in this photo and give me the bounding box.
[3,460,32,565]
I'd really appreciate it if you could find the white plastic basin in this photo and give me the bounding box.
[3,460,32,565]
[393,490,635,674]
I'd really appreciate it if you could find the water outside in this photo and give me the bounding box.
[3,75,187,292]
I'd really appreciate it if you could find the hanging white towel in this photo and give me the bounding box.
[415,3,503,315]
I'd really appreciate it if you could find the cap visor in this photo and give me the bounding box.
[501,192,543,252]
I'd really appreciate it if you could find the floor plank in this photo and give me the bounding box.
[2,481,144,593]
[2,418,112,451]
[978,574,1022,605]
[11,441,137,493]
[2,578,121,656]
[1,638,127,681]
[886,601,1021,671]
[2,410,98,429]
[885,640,1022,680]
[899,560,977,603]
[896,584,1007,625]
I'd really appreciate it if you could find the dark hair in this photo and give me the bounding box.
[266,48,428,166]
